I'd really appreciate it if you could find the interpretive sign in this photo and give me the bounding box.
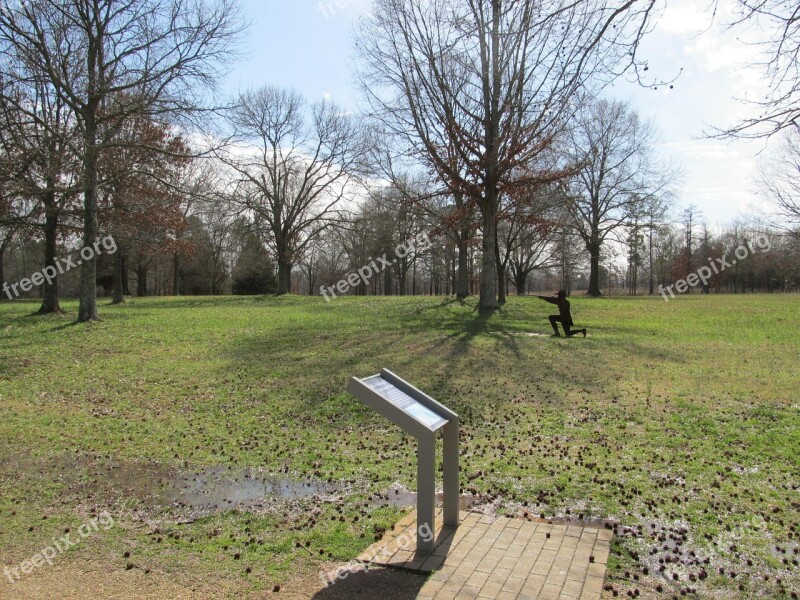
[347,369,459,555]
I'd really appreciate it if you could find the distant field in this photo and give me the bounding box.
[0,294,798,598]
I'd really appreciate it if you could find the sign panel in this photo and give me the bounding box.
[360,375,448,432]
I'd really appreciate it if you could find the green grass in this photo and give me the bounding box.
[0,294,798,598]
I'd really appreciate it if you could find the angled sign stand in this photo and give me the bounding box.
[347,369,459,555]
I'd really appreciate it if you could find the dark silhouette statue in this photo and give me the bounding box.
[537,290,587,338]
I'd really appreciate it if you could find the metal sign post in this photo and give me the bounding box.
[346,369,459,555]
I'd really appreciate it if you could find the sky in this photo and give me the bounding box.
[222,0,780,229]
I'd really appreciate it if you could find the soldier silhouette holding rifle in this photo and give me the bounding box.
[536,290,587,338]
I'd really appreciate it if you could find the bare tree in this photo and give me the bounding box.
[356,0,666,311]
[0,68,82,313]
[221,86,366,295]
[682,204,701,280]
[565,98,676,296]
[0,0,244,321]
[503,185,562,295]
[194,191,240,295]
[759,129,800,227]
[642,194,669,295]
[367,118,476,299]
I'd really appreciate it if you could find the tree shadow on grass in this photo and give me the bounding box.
[434,304,523,360]
[219,295,663,418]
[222,297,527,395]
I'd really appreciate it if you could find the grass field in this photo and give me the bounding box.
[0,294,798,599]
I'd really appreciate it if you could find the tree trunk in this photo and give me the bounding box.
[479,201,498,311]
[456,232,469,298]
[397,264,407,296]
[112,249,125,304]
[78,114,100,322]
[78,38,100,322]
[172,253,180,296]
[136,266,148,297]
[587,242,601,297]
[0,239,8,299]
[122,254,130,295]
[37,202,63,314]
[648,227,655,295]
[384,264,392,296]
[513,268,527,295]
[276,258,291,295]
[306,266,315,295]
[495,239,506,305]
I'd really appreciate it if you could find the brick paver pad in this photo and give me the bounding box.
[357,510,612,600]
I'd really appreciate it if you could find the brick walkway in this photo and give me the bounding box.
[357,510,611,600]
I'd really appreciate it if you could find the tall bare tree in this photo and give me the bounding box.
[0,71,82,313]
[221,86,366,295]
[565,98,676,296]
[356,0,666,311]
[0,0,244,321]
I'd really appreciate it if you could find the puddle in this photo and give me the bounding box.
[509,332,553,338]
[0,453,341,522]
[370,484,486,511]
[170,466,338,517]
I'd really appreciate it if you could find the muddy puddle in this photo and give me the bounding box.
[370,484,488,512]
[0,454,342,522]
[1,454,501,524]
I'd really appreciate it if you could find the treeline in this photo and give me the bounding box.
[3,176,798,302]
[2,1,799,320]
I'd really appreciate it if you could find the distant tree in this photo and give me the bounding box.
[0,118,22,297]
[367,123,474,299]
[642,195,669,295]
[232,229,276,295]
[0,222,15,297]
[309,227,349,295]
[100,117,193,303]
[179,199,239,296]
[625,207,645,295]
[498,185,561,300]
[565,98,676,296]
[176,216,215,295]
[221,86,366,295]
[506,188,561,295]
[681,204,701,282]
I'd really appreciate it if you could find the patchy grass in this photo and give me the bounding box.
[0,294,798,598]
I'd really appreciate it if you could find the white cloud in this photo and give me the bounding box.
[657,2,712,36]
[661,141,740,159]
